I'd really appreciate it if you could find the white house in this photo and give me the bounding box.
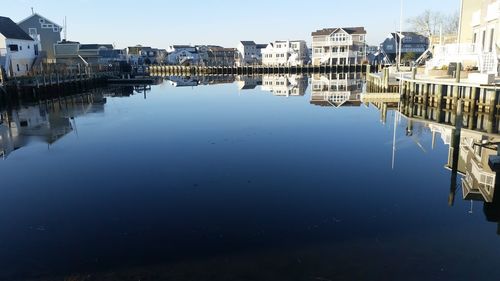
[261,40,309,66]
[236,41,267,66]
[166,45,201,65]
[311,27,367,66]
[0,16,38,77]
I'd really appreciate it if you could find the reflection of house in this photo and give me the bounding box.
[310,74,363,107]
[17,13,62,63]
[429,124,499,202]
[235,75,262,90]
[166,76,200,87]
[0,16,38,77]
[311,27,367,66]
[0,93,106,159]
[262,40,309,66]
[261,75,309,96]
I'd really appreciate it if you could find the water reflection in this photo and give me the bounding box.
[0,92,105,159]
[310,73,363,107]
[2,74,500,280]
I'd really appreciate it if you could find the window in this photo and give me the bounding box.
[489,29,495,52]
[28,45,30,49]
[29,28,38,36]
[16,64,20,71]
[25,64,29,71]
[8,44,18,51]
[53,27,59,32]
[20,46,23,51]
[473,33,477,43]
[39,18,45,24]
[482,30,486,51]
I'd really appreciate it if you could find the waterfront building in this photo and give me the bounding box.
[311,27,367,66]
[205,46,236,66]
[261,75,309,96]
[166,45,201,65]
[310,73,363,107]
[17,13,62,64]
[0,16,37,77]
[236,41,267,66]
[261,40,308,66]
[428,0,499,78]
[54,41,118,66]
[380,32,429,63]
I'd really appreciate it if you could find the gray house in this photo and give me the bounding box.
[381,32,429,63]
[17,13,62,63]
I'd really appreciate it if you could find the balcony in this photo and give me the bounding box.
[486,2,499,22]
[313,38,353,47]
[471,10,481,27]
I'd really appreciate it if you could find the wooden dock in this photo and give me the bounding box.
[399,71,500,134]
[148,64,374,76]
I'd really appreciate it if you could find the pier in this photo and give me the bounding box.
[148,64,374,76]
[399,76,500,134]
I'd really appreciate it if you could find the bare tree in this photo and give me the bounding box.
[407,10,459,38]
[443,11,460,35]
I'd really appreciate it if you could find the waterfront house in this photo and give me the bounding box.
[380,32,429,63]
[205,46,237,66]
[261,40,309,66]
[236,41,266,66]
[166,45,200,65]
[55,41,122,67]
[427,0,499,79]
[311,27,367,66]
[0,16,37,77]
[126,46,166,65]
[17,13,62,64]
[261,75,309,96]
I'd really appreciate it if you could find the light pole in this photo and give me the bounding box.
[397,0,403,72]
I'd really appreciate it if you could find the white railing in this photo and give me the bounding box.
[426,43,498,75]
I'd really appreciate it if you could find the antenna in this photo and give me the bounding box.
[31,7,34,15]
[64,16,67,40]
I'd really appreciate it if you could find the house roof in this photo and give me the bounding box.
[18,13,63,28]
[256,44,268,49]
[172,45,195,49]
[0,16,34,41]
[79,44,113,50]
[390,32,428,42]
[312,27,366,36]
[240,41,256,46]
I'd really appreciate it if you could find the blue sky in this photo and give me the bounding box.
[7,0,459,48]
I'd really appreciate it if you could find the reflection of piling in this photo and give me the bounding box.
[448,99,463,207]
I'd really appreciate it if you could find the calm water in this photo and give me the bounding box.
[1,75,500,281]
